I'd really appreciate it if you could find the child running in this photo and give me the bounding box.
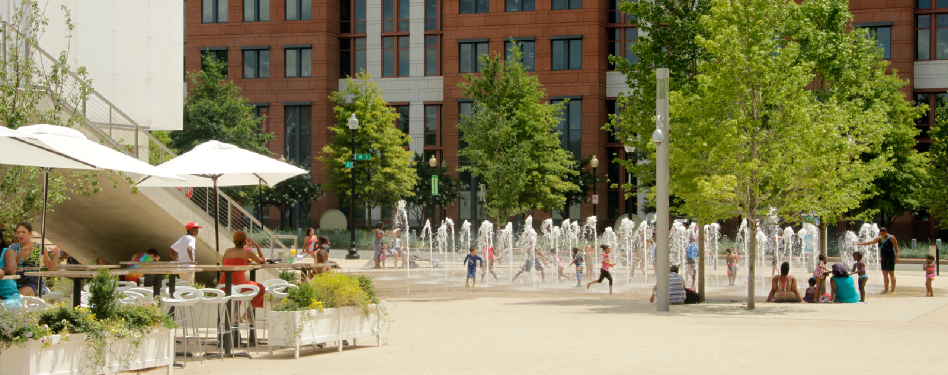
[726,248,739,286]
[512,247,547,282]
[587,245,616,295]
[551,249,571,281]
[803,277,818,303]
[925,255,936,297]
[851,251,868,302]
[463,248,484,288]
[569,247,584,287]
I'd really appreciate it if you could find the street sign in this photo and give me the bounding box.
[592,194,599,204]
[176,187,193,198]
[354,153,372,161]
[431,175,439,196]
[345,161,354,168]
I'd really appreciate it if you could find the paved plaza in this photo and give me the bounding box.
[166,254,948,375]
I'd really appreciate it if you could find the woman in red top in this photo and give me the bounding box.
[219,230,266,309]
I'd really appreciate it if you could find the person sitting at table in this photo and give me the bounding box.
[11,222,57,296]
[0,239,20,304]
[125,249,164,286]
[219,231,266,314]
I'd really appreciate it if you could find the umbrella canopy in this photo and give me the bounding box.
[0,126,96,169]
[136,140,307,187]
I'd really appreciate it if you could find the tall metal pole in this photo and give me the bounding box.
[214,176,221,266]
[656,68,671,311]
[592,165,597,219]
[347,128,360,259]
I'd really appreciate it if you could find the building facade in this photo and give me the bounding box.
[185,0,943,241]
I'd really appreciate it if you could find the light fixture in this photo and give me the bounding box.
[279,155,286,162]
[428,155,438,168]
[590,155,599,168]
[441,160,449,169]
[624,144,635,153]
[348,114,359,130]
[651,129,664,147]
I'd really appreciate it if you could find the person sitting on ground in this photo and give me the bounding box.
[830,263,860,303]
[0,240,20,304]
[803,277,818,303]
[12,222,56,296]
[650,265,689,305]
[766,261,802,303]
[125,249,164,286]
[219,231,267,313]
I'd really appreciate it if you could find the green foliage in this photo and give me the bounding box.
[928,105,948,229]
[0,307,51,352]
[170,55,273,155]
[456,43,578,223]
[277,269,298,284]
[259,173,324,227]
[87,269,122,320]
[356,275,378,304]
[405,153,467,226]
[274,273,371,315]
[319,72,418,212]
[555,156,605,219]
[273,281,323,312]
[36,304,97,334]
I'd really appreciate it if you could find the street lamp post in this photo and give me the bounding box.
[654,68,670,311]
[590,155,599,219]
[347,114,360,259]
[440,160,448,220]
[429,155,438,223]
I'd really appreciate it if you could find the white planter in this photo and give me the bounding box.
[267,304,379,358]
[1,329,173,375]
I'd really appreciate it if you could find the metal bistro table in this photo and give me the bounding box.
[25,270,130,307]
[196,265,258,359]
[1,275,20,280]
[119,262,198,299]
[54,264,122,269]
[249,262,334,282]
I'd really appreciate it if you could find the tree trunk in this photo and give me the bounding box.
[698,220,706,303]
[747,218,757,310]
[819,220,829,257]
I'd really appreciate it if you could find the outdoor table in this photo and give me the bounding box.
[119,261,196,267]
[1,275,20,280]
[16,267,42,271]
[195,265,258,359]
[55,264,122,269]
[130,268,204,305]
[25,270,130,307]
[249,262,333,281]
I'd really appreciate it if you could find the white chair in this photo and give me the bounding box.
[260,279,287,291]
[20,296,48,311]
[117,281,137,291]
[162,288,204,367]
[79,292,90,308]
[161,285,196,298]
[269,284,297,304]
[197,288,231,361]
[228,284,261,353]
[40,291,65,304]
[162,279,192,289]
[117,291,146,305]
[126,287,155,301]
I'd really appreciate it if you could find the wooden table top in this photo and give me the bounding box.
[55,264,122,269]
[194,265,257,272]
[126,268,203,274]
[120,261,196,266]
[254,263,332,269]
[1,275,20,280]
[17,267,43,271]
[26,270,129,278]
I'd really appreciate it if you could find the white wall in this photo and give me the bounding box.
[4,0,184,130]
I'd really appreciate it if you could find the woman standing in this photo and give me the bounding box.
[766,262,802,303]
[373,222,387,269]
[857,227,899,293]
[12,222,56,296]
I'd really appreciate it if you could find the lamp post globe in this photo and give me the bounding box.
[347,114,360,259]
[428,155,438,168]
[590,154,599,220]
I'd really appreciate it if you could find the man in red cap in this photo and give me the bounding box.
[169,222,201,282]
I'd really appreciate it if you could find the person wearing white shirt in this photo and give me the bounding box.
[169,222,201,282]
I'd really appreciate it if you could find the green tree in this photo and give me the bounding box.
[319,72,417,225]
[456,44,577,225]
[405,153,467,227]
[929,105,948,229]
[259,174,324,228]
[553,156,604,220]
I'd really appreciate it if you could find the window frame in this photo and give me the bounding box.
[340,37,367,78]
[426,35,442,76]
[426,0,441,30]
[504,38,535,71]
[243,0,269,21]
[550,97,582,160]
[203,0,229,23]
[459,0,489,14]
[391,104,411,139]
[383,0,410,32]
[551,36,582,71]
[242,47,270,79]
[248,103,270,134]
[285,0,313,21]
[608,0,635,24]
[424,104,442,147]
[505,0,535,12]
[607,27,637,70]
[200,48,229,77]
[341,0,367,34]
[551,0,581,10]
[459,39,489,73]
[855,22,891,60]
[382,36,411,77]
[284,45,313,78]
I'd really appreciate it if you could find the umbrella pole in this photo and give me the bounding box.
[214,176,221,266]
[39,167,50,298]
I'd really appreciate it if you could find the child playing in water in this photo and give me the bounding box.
[925,255,936,297]
[587,245,616,295]
[852,251,868,302]
[379,242,390,268]
[813,254,830,300]
[584,245,597,280]
[726,248,738,286]
[512,247,546,282]
[803,277,818,303]
[463,248,484,288]
[569,247,584,287]
[551,249,571,281]
[481,245,499,281]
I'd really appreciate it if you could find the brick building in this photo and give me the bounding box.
[184,0,944,242]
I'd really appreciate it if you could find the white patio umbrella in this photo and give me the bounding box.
[135,140,308,262]
[0,124,185,296]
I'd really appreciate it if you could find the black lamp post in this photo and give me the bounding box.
[346,114,360,259]
[590,154,599,218]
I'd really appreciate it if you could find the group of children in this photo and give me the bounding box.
[462,244,618,294]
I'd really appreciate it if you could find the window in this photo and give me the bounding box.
[426,0,440,30]
[284,104,312,169]
[506,0,534,12]
[244,0,269,21]
[460,0,488,14]
[251,104,269,134]
[203,0,228,23]
[458,101,475,164]
[857,23,891,60]
[242,48,270,79]
[341,0,367,33]
[608,28,637,69]
[915,92,946,138]
[286,0,312,20]
[505,39,535,71]
[425,105,440,146]
[551,98,582,160]
[552,0,581,10]
[917,15,948,60]
[426,36,441,76]
[284,46,312,78]
[392,106,410,135]
[551,37,582,70]
[383,0,409,32]
[608,0,635,24]
[606,100,619,143]
[340,38,367,78]
[459,40,488,73]
[383,37,410,77]
[200,48,229,77]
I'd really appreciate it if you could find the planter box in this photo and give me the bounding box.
[1,329,173,375]
[267,304,379,358]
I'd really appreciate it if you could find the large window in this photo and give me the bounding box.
[606,99,620,143]
[459,40,488,73]
[250,104,270,134]
[244,0,269,21]
[608,0,635,24]
[383,0,409,32]
[552,0,581,10]
[608,28,637,69]
[426,0,440,30]
[426,36,441,76]
[383,37,410,77]
[460,0,488,14]
[242,47,270,79]
[914,92,940,152]
[551,37,582,70]
[425,105,440,146]
[341,0,367,33]
[200,48,229,76]
[284,104,312,169]
[340,38,367,78]
[917,15,948,60]
[506,0,534,12]
[551,98,582,160]
[505,39,535,71]
[392,105,410,135]
[857,23,891,60]
[286,0,312,20]
[285,46,312,78]
[203,0,228,23]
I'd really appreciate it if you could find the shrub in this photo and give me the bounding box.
[87,269,122,320]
